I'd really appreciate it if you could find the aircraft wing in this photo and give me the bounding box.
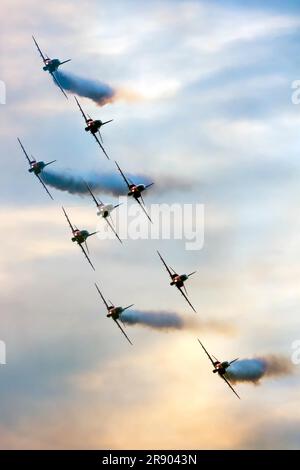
[135,196,152,223]
[230,358,239,365]
[85,182,101,207]
[79,242,95,271]
[74,96,88,123]
[51,72,68,99]
[62,207,75,233]
[105,218,123,244]
[115,161,132,190]
[114,318,133,345]
[139,193,145,206]
[198,339,217,367]
[36,174,54,200]
[32,35,47,63]
[94,283,110,310]
[93,133,110,160]
[157,251,174,280]
[177,285,197,313]
[17,138,32,165]
[221,374,241,400]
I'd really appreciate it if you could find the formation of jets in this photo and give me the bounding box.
[21,36,245,399]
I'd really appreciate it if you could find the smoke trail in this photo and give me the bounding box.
[121,310,235,334]
[122,310,184,330]
[42,168,152,197]
[226,356,293,384]
[41,168,193,197]
[54,70,116,106]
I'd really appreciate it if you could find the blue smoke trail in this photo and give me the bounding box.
[42,168,152,196]
[122,310,185,330]
[226,356,292,384]
[121,310,234,334]
[54,70,116,106]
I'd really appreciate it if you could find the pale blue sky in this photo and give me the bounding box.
[1,0,300,449]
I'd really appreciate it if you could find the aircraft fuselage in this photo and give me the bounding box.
[28,161,46,175]
[107,306,123,319]
[170,273,188,288]
[72,229,90,244]
[128,184,145,198]
[97,204,114,218]
[213,361,230,375]
[43,58,61,73]
[85,119,102,134]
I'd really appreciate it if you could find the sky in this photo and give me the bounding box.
[1,0,300,449]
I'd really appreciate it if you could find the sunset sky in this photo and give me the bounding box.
[1,0,300,449]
